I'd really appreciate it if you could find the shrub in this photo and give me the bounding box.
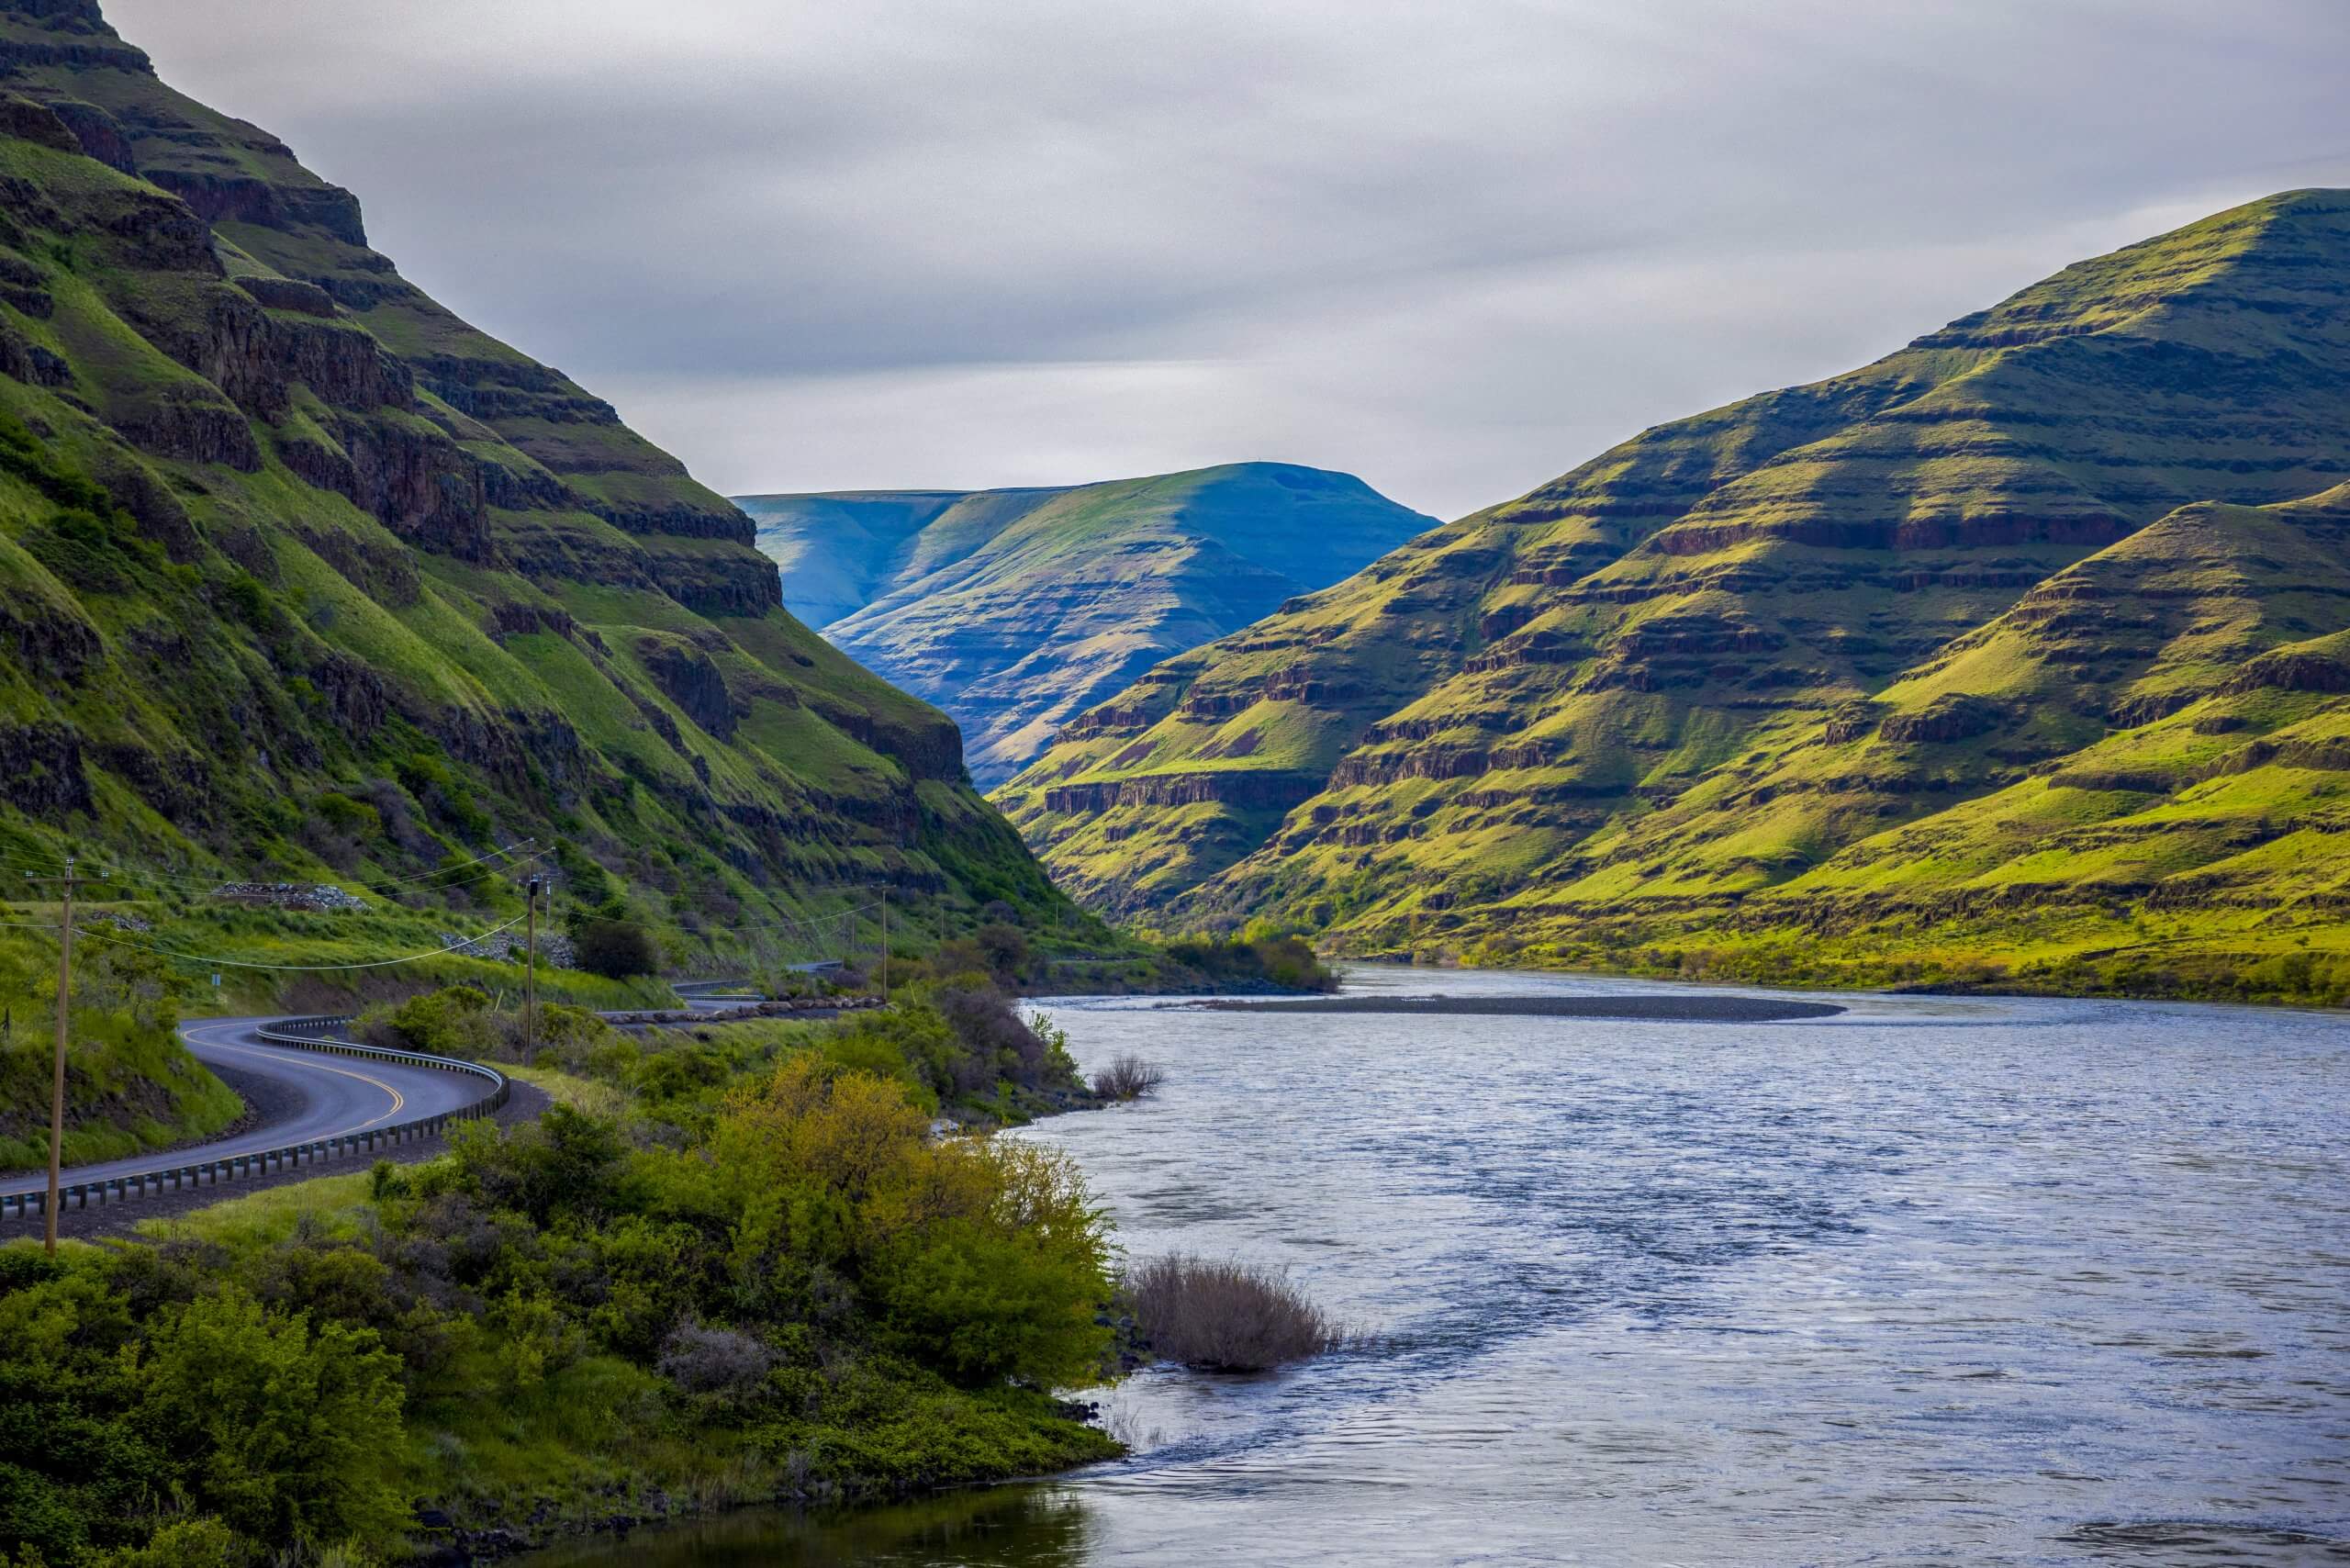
[84,1517,247,1568]
[518,1001,610,1068]
[312,792,379,838]
[440,1103,631,1226]
[1163,932,1337,993]
[717,1059,1113,1386]
[976,922,1029,981]
[933,982,1064,1092]
[576,917,660,980]
[1090,1054,1164,1101]
[656,1320,774,1398]
[134,1288,407,1545]
[1248,934,1335,992]
[1125,1253,1343,1372]
[870,1141,1113,1388]
[364,985,496,1060]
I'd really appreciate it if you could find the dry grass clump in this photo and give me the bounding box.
[1091,1053,1166,1101]
[1125,1252,1344,1371]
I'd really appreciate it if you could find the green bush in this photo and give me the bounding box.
[575,918,659,980]
[135,1289,407,1546]
[1163,931,1336,992]
[311,793,379,838]
[364,985,497,1060]
[87,1517,247,1568]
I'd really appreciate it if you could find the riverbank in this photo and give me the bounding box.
[0,980,1134,1566]
[1187,992,1843,1022]
[1347,920,2350,1012]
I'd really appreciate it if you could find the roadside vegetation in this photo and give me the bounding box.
[0,977,1117,1565]
[0,935,237,1176]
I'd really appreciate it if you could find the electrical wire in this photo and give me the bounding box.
[365,850,547,895]
[366,839,540,886]
[0,842,544,899]
[73,911,531,971]
[724,902,884,936]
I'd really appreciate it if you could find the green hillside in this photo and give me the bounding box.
[1000,191,2350,1002]
[0,0,1081,970]
[741,464,1436,785]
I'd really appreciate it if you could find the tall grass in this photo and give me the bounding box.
[1125,1252,1345,1372]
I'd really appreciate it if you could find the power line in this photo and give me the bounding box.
[726,901,883,935]
[0,842,544,899]
[73,911,530,972]
[368,839,539,886]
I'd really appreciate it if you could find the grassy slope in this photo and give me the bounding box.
[0,1003,240,1173]
[744,465,1436,786]
[0,6,1092,983]
[1002,191,2350,1002]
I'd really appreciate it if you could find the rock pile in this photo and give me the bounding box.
[438,929,578,968]
[210,882,369,913]
[603,996,885,1027]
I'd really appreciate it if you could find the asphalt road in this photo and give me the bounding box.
[0,1015,489,1200]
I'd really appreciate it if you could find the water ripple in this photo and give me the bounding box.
[541,968,2350,1568]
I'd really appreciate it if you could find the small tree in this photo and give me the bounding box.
[576,917,659,980]
[133,1288,407,1546]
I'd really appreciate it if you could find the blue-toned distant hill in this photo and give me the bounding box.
[741,464,1437,785]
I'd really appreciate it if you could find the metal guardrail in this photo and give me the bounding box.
[0,1014,509,1225]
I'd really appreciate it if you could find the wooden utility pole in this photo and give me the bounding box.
[522,874,540,1065]
[878,886,889,994]
[32,858,74,1256]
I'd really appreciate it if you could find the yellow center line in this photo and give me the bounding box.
[188,1027,410,1136]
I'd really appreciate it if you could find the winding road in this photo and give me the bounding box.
[3,977,842,1221]
[0,1015,497,1207]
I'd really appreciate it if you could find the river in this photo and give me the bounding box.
[532,966,2349,1565]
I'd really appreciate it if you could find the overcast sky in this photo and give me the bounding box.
[106,0,2350,520]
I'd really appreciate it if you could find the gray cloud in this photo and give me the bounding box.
[106,0,2350,517]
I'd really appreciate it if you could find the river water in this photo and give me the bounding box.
[534,966,2349,1565]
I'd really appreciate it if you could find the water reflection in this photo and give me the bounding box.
[524,1484,1092,1567]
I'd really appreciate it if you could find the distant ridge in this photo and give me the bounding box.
[742,463,1436,785]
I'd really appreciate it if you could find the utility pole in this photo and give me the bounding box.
[878,885,889,995]
[28,858,74,1256]
[522,874,540,1066]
